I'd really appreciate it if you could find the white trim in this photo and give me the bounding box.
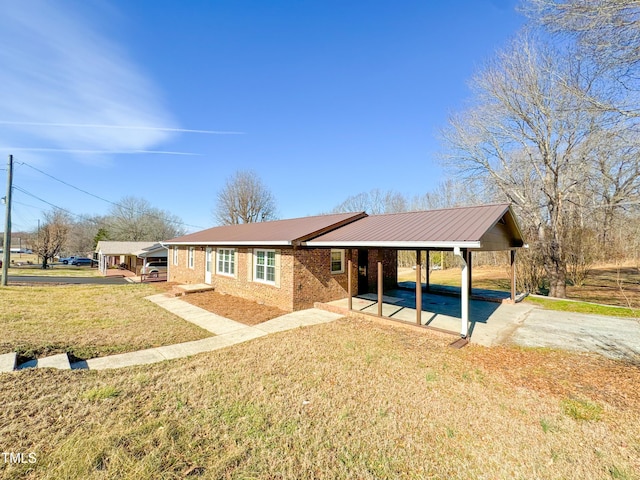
[165,241,291,246]
[188,247,195,269]
[173,246,179,266]
[254,248,276,285]
[304,240,482,249]
[330,249,345,274]
[216,248,236,277]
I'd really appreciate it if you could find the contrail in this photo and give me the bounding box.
[5,147,202,155]
[0,120,245,135]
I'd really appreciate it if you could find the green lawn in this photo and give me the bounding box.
[525,295,639,318]
[1,319,638,479]
[0,284,211,359]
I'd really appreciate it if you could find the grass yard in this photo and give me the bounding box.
[1,318,638,479]
[6,265,102,277]
[0,284,211,360]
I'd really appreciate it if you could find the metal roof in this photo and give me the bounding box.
[165,212,367,246]
[95,241,159,255]
[304,204,524,250]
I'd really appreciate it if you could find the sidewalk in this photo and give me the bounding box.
[73,295,342,370]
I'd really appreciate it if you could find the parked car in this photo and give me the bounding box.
[71,257,94,266]
[59,256,77,265]
[141,260,168,276]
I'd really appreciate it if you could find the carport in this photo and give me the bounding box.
[305,204,525,338]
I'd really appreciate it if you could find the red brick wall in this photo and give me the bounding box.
[167,246,392,311]
[168,246,206,284]
[367,248,398,292]
[292,248,358,310]
[211,248,295,311]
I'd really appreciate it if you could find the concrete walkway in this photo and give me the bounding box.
[72,295,342,370]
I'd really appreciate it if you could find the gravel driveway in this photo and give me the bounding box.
[506,307,640,363]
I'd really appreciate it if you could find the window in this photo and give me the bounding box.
[188,247,195,269]
[331,249,345,274]
[254,249,276,284]
[173,247,179,266]
[216,248,235,276]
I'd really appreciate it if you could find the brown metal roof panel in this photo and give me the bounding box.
[307,204,512,244]
[166,212,366,244]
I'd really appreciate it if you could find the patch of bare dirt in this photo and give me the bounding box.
[181,290,287,325]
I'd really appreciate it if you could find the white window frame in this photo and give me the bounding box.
[216,248,235,277]
[330,249,345,274]
[254,249,276,285]
[173,246,179,266]
[188,247,195,269]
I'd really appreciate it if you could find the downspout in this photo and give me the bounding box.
[453,247,469,338]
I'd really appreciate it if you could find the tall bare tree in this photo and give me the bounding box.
[106,196,185,241]
[214,170,277,225]
[442,32,609,297]
[525,0,640,70]
[30,210,71,269]
[331,188,407,214]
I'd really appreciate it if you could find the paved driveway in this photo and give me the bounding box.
[505,307,640,363]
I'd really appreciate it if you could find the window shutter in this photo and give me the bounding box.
[247,249,253,282]
[274,250,281,288]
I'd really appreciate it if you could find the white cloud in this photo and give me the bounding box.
[0,1,177,158]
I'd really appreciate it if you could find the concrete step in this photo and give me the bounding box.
[0,352,17,373]
[17,353,71,370]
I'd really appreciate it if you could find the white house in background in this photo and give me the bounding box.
[95,241,167,275]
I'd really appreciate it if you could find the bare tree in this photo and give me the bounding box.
[442,32,611,297]
[332,188,407,214]
[30,210,71,269]
[106,196,185,241]
[214,170,277,225]
[525,0,640,70]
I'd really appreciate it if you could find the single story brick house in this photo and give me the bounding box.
[165,204,525,333]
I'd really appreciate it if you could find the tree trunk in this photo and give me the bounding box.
[545,239,567,298]
[41,257,49,269]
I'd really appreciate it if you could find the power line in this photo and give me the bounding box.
[16,161,206,230]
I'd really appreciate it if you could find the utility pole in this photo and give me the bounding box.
[2,155,13,286]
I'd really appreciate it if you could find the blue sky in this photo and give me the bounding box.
[1,0,524,233]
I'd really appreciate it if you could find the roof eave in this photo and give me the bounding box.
[303,240,482,249]
[165,241,292,247]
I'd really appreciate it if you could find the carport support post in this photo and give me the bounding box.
[425,250,430,292]
[510,249,516,301]
[347,258,353,311]
[377,261,383,316]
[454,247,469,338]
[415,249,422,325]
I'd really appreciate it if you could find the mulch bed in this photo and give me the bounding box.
[180,290,288,326]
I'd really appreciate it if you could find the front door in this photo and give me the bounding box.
[357,249,368,294]
[205,247,212,284]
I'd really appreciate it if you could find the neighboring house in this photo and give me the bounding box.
[95,241,167,275]
[165,204,525,330]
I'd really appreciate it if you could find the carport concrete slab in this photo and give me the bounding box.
[508,309,640,362]
[0,352,17,373]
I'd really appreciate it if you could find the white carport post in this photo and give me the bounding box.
[453,247,469,338]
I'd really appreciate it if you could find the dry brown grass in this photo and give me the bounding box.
[0,284,211,360]
[182,290,288,325]
[1,318,638,479]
